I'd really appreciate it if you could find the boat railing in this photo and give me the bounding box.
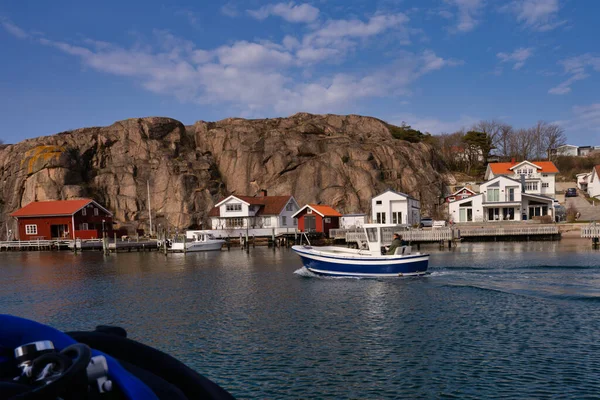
[581,223,600,238]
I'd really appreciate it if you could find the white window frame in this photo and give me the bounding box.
[542,182,549,188]
[82,208,87,216]
[94,208,99,216]
[226,203,242,212]
[282,216,287,225]
[286,203,294,211]
[25,224,38,235]
[376,200,382,205]
[293,218,297,226]
[263,217,271,227]
[487,188,500,202]
[80,223,89,230]
[525,182,538,191]
[324,217,331,223]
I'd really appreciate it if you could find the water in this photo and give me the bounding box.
[1,241,600,399]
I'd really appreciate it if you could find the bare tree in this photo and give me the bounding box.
[540,122,566,160]
[472,120,503,153]
[496,123,514,159]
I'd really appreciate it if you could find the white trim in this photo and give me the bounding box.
[509,160,542,171]
[307,268,427,277]
[215,195,251,208]
[292,205,325,218]
[450,187,476,197]
[25,224,37,235]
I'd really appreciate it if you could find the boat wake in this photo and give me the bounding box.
[293,267,362,279]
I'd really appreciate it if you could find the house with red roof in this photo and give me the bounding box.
[292,204,342,236]
[209,190,299,231]
[484,159,559,196]
[10,199,113,240]
[588,165,600,199]
[445,186,477,203]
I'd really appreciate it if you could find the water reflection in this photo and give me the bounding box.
[1,242,600,398]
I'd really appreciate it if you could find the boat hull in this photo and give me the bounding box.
[292,245,429,277]
[170,241,224,252]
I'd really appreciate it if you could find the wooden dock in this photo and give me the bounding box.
[582,223,600,247]
[459,226,560,240]
[0,238,159,252]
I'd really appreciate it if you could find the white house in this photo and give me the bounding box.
[340,214,367,229]
[553,144,600,157]
[484,160,558,196]
[448,176,554,223]
[209,192,299,231]
[588,166,600,199]
[576,172,592,192]
[371,189,420,226]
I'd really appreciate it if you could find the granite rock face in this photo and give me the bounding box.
[0,114,446,235]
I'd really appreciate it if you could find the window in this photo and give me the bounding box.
[542,182,549,188]
[25,224,37,235]
[293,218,297,226]
[80,223,89,230]
[448,197,455,202]
[392,212,402,224]
[286,203,294,211]
[307,209,312,214]
[82,208,87,216]
[324,217,331,223]
[542,174,548,177]
[376,212,386,224]
[525,182,538,191]
[366,227,378,242]
[506,187,516,202]
[263,217,271,226]
[282,216,287,225]
[376,200,382,205]
[94,208,99,216]
[487,188,500,202]
[226,203,242,212]
[226,218,244,228]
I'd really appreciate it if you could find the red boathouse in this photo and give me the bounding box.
[292,204,342,236]
[10,199,113,240]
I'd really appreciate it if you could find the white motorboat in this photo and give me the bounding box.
[169,231,225,252]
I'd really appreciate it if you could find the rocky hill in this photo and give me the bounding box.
[0,113,447,234]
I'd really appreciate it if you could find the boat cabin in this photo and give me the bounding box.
[186,231,218,242]
[361,224,410,256]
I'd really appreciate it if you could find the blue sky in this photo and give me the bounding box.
[1,0,599,144]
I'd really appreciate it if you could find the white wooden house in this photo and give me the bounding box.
[484,160,559,196]
[448,176,554,223]
[371,189,421,226]
[209,192,300,234]
[588,166,600,199]
[340,214,367,229]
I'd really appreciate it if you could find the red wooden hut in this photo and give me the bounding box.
[10,199,113,240]
[292,204,342,236]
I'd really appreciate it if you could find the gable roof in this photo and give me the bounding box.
[209,195,294,217]
[10,199,112,218]
[481,175,522,188]
[448,193,483,204]
[488,160,559,175]
[372,188,416,200]
[449,187,476,197]
[292,204,342,218]
[592,165,600,182]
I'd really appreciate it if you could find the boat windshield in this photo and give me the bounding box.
[366,227,378,242]
[207,234,216,240]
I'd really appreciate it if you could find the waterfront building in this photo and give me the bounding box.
[209,191,299,232]
[588,166,600,199]
[371,189,421,226]
[552,144,600,157]
[484,159,559,196]
[340,214,367,229]
[445,186,477,203]
[448,176,554,223]
[10,198,113,240]
[292,204,342,236]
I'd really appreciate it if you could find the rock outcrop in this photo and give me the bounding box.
[0,113,446,235]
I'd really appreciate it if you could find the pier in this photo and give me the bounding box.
[581,223,600,247]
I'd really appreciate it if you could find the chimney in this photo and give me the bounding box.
[520,174,526,193]
[260,189,268,197]
[511,157,516,164]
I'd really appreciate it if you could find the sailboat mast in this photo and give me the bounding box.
[147,180,153,236]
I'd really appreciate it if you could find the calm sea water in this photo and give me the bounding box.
[1,241,600,399]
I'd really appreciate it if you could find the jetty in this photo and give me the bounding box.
[0,238,159,253]
[332,225,560,247]
[581,223,600,247]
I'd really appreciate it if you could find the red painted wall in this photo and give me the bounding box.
[296,209,340,236]
[15,202,113,240]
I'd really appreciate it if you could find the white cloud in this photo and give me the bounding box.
[571,104,600,132]
[497,47,534,70]
[0,18,28,38]
[1,17,461,116]
[444,0,484,33]
[220,3,239,17]
[549,54,600,95]
[501,0,566,31]
[248,2,319,23]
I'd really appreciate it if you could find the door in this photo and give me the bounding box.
[304,216,316,232]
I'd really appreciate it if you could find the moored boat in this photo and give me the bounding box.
[169,231,225,252]
[292,224,429,277]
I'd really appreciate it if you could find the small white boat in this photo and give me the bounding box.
[169,231,225,252]
[292,224,429,277]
